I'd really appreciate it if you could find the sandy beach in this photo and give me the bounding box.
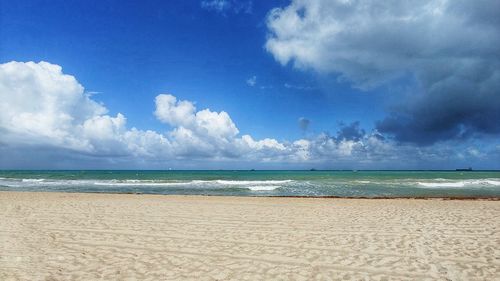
[1,192,499,280]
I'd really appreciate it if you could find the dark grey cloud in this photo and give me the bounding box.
[266,0,500,145]
[337,121,365,141]
[377,55,500,144]
[377,71,500,144]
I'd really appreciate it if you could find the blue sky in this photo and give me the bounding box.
[0,0,383,138]
[0,0,499,169]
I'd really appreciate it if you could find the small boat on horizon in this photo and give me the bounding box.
[456,167,473,171]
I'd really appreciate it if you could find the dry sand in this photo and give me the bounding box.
[0,191,499,281]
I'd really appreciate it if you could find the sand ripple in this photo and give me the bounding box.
[0,192,499,280]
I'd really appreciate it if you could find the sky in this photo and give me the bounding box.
[0,0,499,169]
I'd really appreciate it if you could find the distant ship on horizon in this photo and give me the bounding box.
[456,167,473,171]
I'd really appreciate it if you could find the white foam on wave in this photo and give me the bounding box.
[485,180,500,186]
[0,178,293,189]
[417,179,500,188]
[215,180,292,185]
[417,182,465,188]
[89,179,294,188]
[21,179,45,182]
[246,185,281,191]
[354,180,371,184]
[93,181,201,187]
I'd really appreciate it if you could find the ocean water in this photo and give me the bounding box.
[0,170,499,198]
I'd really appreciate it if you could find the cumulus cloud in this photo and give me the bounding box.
[154,93,243,158]
[0,61,289,165]
[0,61,173,158]
[0,61,106,151]
[155,94,239,140]
[265,0,500,145]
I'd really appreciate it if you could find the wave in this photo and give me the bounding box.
[417,182,465,188]
[214,180,292,185]
[417,179,500,188]
[246,185,281,191]
[94,179,291,187]
[2,177,499,196]
[93,181,197,187]
[354,180,371,184]
[21,179,45,182]
[485,180,500,185]
[0,178,292,192]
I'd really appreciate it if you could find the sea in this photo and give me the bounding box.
[1,170,500,198]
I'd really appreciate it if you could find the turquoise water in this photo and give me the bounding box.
[0,170,499,198]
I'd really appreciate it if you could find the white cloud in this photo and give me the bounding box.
[0,61,287,164]
[246,76,256,86]
[155,94,239,140]
[239,135,286,151]
[195,109,239,139]
[83,114,126,141]
[201,0,230,13]
[0,61,105,151]
[154,94,195,127]
[265,0,500,88]
[201,0,252,15]
[0,61,175,158]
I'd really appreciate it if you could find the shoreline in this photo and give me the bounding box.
[1,190,500,200]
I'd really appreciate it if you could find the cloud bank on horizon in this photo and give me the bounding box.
[0,61,497,169]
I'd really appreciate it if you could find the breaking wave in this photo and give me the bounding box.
[0,178,290,192]
[246,185,281,191]
[417,179,500,188]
